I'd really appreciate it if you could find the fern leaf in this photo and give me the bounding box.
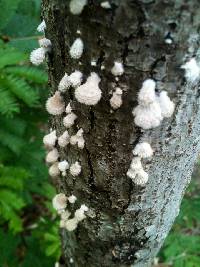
[0,88,19,116]
[0,46,27,68]
[5,66,48,84]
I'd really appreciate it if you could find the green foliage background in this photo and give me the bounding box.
[0,1,199,267]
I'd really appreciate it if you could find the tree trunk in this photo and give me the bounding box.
[42,0,200,266]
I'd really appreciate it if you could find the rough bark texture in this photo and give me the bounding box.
[42,0,200,266]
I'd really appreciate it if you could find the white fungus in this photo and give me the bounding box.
[68,195,77,204]
[181,57,200,83]
[157,91,175,118]
[58,73,71,92]
[49,162,60,177]
[37,20,46,33]
[138,79,156,106]
[65,218,78,231]
[68,70,83,87]
[111,62,124,76]
[58,130,70,147]
[133,79,174,130]
[43,130,57,149]
[110,88,123,110]
[66,103,72,114]
[75,72,102,105]
[30,47,46,65]
[69,0,87,15]
[63,112,77,128]
[60,210,71,221]
[70,161,81,177]
[39,38,51,49]
[69,38,84,59]
[58,160,69,172]
[70,128,85,149]
[74,204,88,222]
[46,91,65,115]
[101,1,111,9]
[52,193,67,211]
[133,142,153,158]
[46,148,59,164]
[127,156,149,185]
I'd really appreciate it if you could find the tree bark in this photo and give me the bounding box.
[42,0,200,266]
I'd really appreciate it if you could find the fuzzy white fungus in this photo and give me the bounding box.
[69,0,87,15]
[127,156,149,185]
[39,38,51,49]
[74,204,88,222]
[70,128,85,149]
[49,162,60,177]
[52,193,67,211]
[58,130,70,147]
[68,195,77,204]
[37,20,46,33]
[69,38,84,59]
[30,48,46,65]
[75,72,102,105]
[68,70,83,87]
[134,169,149,186]
[157,91,175,118]
[66,103,72,114]
[138,79,156,106]
[63,112,77,128]
[111,62,124,76]
[133,142,153,158]
[110,88,123,109]
[101,1,111,9]
[43,130,57,149]
[181,58,200,83]
[58,160,69,172]
[46,91,65,115]
[58,73,71,92]
[46,148,59,164]
[65,218,78,231]
[70,161,81,177]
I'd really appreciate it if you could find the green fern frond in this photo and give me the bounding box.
[5,66,48,84]
[0,46,27,68]
[0,116,27,136]
[0,87,19,116]
[2,75,40,107]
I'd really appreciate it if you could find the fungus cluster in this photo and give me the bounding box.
[52,193,88,232]
[181,57,200,83]
[69,0,87,15]
[127,142,153,185]
[133,79,175,130]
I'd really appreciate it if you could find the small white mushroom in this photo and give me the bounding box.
[70,128,85,149]
[70,38,84,59]
[65,217,78,231]
[68,70,83,88]
[138,79,156,106]
[110,88,123,110]
[37,20,46,33]
[43,130,57,149]
[52,193,67,211]
[111,62,124,76]
[181,57,200,83]
[49,162,60,177]
[70,161,81,177]
[156,91,175,118]
[58,73,71,92]
[69,0,87,15]
[58,130,70,147]
[101,1,111,9]
[74,204,88,222]
[58,160,69,172]
[30,47,46,65]
[66,103,72,114]
[75,72,102,105]
[38,38,51,49]
[46,148,59,164]
[63,112,77,128]
[133,142,153,158]
[68,195,77,204]
[46,91,65,115]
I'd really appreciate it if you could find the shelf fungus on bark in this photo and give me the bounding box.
[58,160,70,176]
[70,161,82,177]
[46,148,59,164]
[63,112,77,128]
[70,128,85,149]
[69,0,87,15]
[111,61,124,76]
[68,195,77,204]
[38,38,52,49]
[30,48,46,65]
[110,87,123,110]
[46,91,65,115]
[69,38,84,59]
[181,57,200,83]
[101,1,111,9]
[127,157,149,186]
[58,71,83,92]
[133,79,175,130]
[43,130,57,149]
[58,130,70,148]
[75,72,102,105]
[37,20,46,33]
